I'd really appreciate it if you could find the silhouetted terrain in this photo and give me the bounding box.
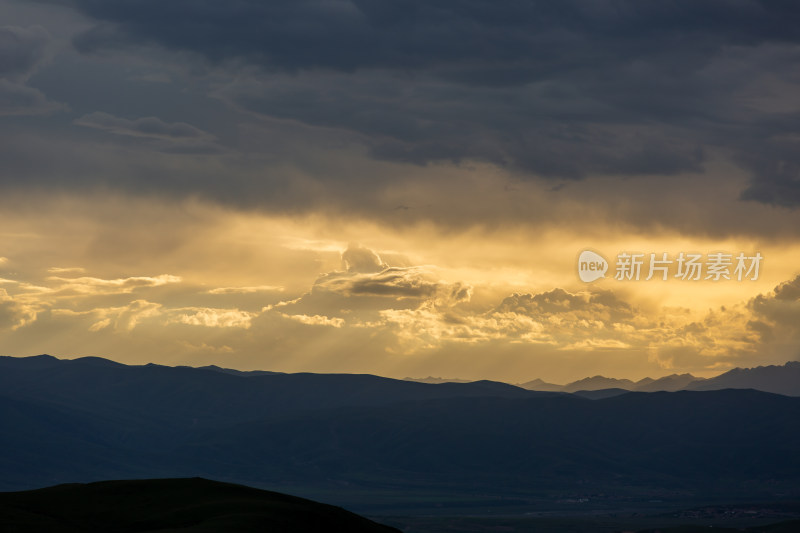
[571,387,630,399]
[686,362,800,396]
[404,376,472,384]
[560,375,639,393]
[1,355,799,514]
[4,479,797,533]
[0,478,399,532]
[635,520,800,533]
[637,373,702,392]
[380,508,800,533]
[515,362,800,395]
[516,377,564,391]
[0,354,543,431]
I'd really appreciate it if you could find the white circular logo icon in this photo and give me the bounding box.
[578,250,608,283]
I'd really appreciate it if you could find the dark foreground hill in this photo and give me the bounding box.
[0,478,399,533]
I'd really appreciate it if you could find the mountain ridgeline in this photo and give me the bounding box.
[1,355,799,513]
[511,362,800,395]
[407,362,800,396]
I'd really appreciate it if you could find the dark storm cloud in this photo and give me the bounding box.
[74,112,214,141]
[66,1,799,75]
[55,0,800,202]
[0,25,51,80]
[737,128,800,208]
[73,111,222,153]
[219,73,707,178]
[0,78,63,115]
[0,24,64,115]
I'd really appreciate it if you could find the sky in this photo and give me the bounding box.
[1,0,799,383]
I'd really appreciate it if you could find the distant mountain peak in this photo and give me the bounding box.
[71,356,125,367]
[516,378,563,392]
[197,365,282,377]
[686,362,800,396]
[561,376,635,393]
[403,376,471,384]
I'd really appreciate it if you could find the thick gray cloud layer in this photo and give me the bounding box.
[1,0,799,213]
[75,112,213,141]
[74,111,221,153]
[59,0,800,203]
[0,24,63,115]
[67,1,799,74]
[0,24,50,80]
